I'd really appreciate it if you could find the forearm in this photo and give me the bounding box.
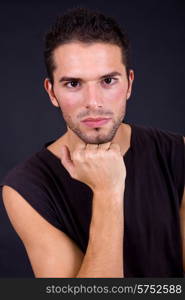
[76,190,124,278]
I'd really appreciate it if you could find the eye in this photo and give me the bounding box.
[64,80,80,88]
[102,77,117,86]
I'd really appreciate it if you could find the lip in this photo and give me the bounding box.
[82,118,111,128]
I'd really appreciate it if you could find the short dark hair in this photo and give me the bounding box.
[44,7,131,84]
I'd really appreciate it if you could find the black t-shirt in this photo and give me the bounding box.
[1,123,185,277]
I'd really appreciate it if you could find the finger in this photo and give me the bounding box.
[109,143,121,152]
[98,141,112,151]
[75,143,86,151]
[60,145,75,176]
[85,144,99,151]
[71,143,86,162]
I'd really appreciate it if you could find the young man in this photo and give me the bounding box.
[1,8,185,278]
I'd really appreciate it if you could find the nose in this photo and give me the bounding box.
[84,83,103,109]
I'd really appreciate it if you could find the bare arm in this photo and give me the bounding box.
[2,185,124,278]
[77,189,124,277]
[60,142,126,277]
[2,141,125,278]
[2,185,84,278]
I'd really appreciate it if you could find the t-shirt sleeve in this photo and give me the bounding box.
[155,129,185,204]
[0,165,65,232]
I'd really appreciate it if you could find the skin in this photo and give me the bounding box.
[44,42,134,156]
[2,41,185,277]
[45,42,134,277]
[44,41,185,274]
[43,42,135,277]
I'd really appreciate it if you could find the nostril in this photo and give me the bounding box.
[85,104,103,109]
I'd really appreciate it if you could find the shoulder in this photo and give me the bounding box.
[1,150,46,187]
[133,123,183,141]
[132,124,185,203]
[132,123,184,154]
[0,145,62,189]
[0,148,56,211]
[1,148,65,233]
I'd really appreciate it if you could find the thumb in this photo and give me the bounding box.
[60,145,75,177]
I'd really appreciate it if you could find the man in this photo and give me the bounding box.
[1,7,185,277]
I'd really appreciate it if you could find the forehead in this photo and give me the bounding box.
[53,42,125,78]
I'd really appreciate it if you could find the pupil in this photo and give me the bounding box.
[71,81,77,87]
[105,78,111,84]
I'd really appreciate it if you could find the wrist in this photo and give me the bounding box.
[93,186,124,198]
[92,188,124,213]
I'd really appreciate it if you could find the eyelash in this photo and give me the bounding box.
[64,77,118,88]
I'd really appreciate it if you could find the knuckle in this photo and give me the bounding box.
[73,150,83,161]
[86,149,96,158]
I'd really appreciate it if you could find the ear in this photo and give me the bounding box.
[126,69,134,100]
[44,78,59,107]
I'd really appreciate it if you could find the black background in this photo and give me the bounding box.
[0,0,185,277]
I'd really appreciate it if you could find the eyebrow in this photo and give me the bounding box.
[58,71,122,83]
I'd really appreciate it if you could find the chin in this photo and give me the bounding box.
[75,127,118,145]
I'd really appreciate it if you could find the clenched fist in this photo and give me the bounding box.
[60,142,126,194]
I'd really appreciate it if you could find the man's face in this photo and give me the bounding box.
[45,42,134,144]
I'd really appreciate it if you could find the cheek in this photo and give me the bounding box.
[58,93,81,114]
[104,86,127,105]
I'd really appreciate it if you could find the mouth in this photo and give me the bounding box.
[81,117,112,128]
